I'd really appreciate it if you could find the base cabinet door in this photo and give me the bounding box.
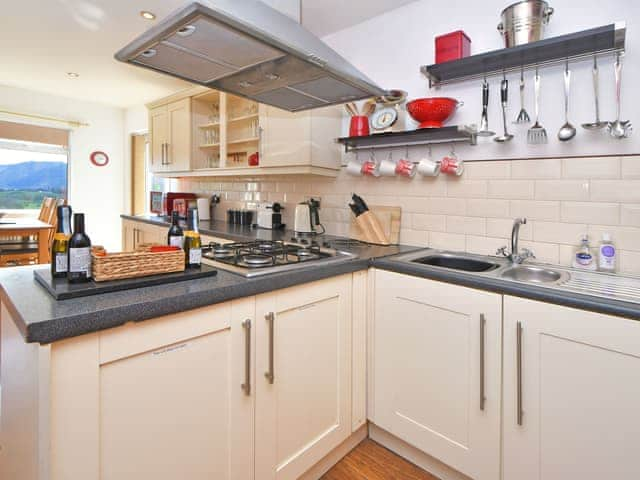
[49,300,254,480]
[255,275,352,480]
[372,270,502,480]
[503,296,640,480]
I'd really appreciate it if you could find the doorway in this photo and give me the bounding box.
[131,133,148,216]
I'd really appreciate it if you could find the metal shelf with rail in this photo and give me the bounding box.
[421,22,626,87]
[336,125,477,153]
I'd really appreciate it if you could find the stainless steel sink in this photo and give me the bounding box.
[500,265,569,284]
[412,253,501,273]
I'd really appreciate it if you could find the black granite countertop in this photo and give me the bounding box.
[1,217,417,344]
[4,215,639,345]
[373,254,640,322]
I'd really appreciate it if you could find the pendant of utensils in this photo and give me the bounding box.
[478,53,631,144]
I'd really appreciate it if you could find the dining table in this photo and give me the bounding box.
[0,218,54,264]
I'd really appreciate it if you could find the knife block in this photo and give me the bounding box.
[353,211,390,245]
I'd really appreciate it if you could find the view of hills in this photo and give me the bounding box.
[0,161,67,209]
[0,161,67,191]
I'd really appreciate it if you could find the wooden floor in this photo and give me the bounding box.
[321,439,438,480]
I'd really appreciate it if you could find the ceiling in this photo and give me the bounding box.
[0,0,416,109]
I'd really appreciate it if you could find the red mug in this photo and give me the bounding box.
[349,116,370,137]
[248,152,259,166]
[441,156,464,176]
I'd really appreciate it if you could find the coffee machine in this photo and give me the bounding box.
[256,202,284,230]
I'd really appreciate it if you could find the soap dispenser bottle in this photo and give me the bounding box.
[573,235,597,271]
[598,233,616,273]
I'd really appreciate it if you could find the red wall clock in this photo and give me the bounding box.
[90,151,109,167]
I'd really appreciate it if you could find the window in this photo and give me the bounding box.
[0,139,68,211]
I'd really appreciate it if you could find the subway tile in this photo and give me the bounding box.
[621,156,640,178]
[590,180,640,203]
[466,199,510,218]
[446,216,486,235]
[486,218,532,240]
[466,235,508,256]
[562,157,620,179]
[487,180,535,199]
[399,229,429,247]
[463,161,511,179]
[561,202,620,225]
[588,225,640,252]
[558,244,575,268]
[396,196,430,214]
[535,180,590,201]
[510,200,560,221]
[446,179,488,198]
[533,221,587,245]
[429,231,466,251]
[412,214,446,232]
[511,159,562,179]
[619,250,640,275]
[519,241,560,265]
[426,197,467,216]
[407,177,448,197]
[621,204,640,227]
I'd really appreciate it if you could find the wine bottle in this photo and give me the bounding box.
[51,205,72,278]
[67,213,92,283]
[167,211,184,248]
[183,208,202,268]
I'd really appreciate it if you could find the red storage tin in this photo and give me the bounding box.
[435,30,471,64]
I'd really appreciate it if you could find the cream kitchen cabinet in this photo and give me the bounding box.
[260,105,342,171]
[255,274,353,480]
[148,98,192,173]
[0,299,255,480]
[147,86,342,177]
[121,219,165,250]
[371,270,502,480]
[503,296,640,480]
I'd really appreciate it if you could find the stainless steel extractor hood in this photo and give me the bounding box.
[115,1,386,111]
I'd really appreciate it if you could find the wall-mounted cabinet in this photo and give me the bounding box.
[147,86,342,178]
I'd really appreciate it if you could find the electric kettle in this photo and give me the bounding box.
[294,199,322,234]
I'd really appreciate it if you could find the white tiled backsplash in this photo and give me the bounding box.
[178,155,640,275]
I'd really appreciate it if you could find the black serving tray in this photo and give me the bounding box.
[34,265,218,300]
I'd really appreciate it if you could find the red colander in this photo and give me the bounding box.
[406,97,462,128]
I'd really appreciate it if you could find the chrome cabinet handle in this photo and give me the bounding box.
[516,321,524,426]
[165,142,171,165]
[480,314,486,411]
[241,319,251,396]
[160,143,165,165]
[264,312,275,384]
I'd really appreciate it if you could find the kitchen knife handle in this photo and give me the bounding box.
[264,312,275,384]
[241,319,251,396]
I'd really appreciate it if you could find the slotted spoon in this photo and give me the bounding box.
[527,68,548,144]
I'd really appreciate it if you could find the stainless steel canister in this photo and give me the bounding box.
[497,0,554,47]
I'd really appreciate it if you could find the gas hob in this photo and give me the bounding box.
[201,240,358,277]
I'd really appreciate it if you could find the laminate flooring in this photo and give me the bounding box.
[320,439,439,480]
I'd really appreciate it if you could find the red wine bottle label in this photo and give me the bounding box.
[169,236,184,248]
[69,247,91,274]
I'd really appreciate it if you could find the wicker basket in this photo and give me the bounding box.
[92,244,185,282]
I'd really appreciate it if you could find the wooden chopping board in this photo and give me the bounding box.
[349,206,401,245]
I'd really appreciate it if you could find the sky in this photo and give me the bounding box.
[0,147,67,166]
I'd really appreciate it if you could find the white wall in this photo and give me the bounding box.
[0,84,125,250]
[323,0,639,159]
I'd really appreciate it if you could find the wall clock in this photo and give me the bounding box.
[90,151,109,167]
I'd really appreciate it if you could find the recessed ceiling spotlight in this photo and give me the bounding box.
[67,72,80,78]
[140,11,156,20]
